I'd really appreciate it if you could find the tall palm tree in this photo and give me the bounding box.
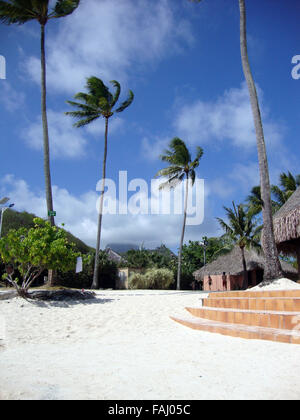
[0,1,80,227]
[65,77,134,289]
[190,0,282,281]
[217,202,261,289]
[156,137,203,290]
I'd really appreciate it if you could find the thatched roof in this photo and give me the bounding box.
[273,188,300,257]
[105,247,124,264]
[273,187,300,245]
[193,246,297,281]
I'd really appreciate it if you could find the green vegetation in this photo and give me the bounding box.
[217,202,262,289]
[1,208,92,254]
[0,218,81,297]
[128,268,174,290]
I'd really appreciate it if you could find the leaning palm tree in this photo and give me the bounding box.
[0,1,80,227]
[156,138,203,290]
[65,77,134,289]
[190,0,283,281]
[217,202,262,289]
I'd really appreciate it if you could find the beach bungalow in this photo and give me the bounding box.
[273,187,300,279]
[193,246,297,291]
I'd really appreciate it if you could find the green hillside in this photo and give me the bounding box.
[1,209,93,254]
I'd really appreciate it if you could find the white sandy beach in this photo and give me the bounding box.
[1,284,300,400]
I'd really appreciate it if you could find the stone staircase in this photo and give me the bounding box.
[171,289,300,344]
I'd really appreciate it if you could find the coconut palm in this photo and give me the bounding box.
[246,171,300,217]
[65,77,134,289]
[0,1,80,227]
[246,185,280,217]
[156,138,203,290]
[190,0,282,280]
[217,202,261,289]
[272,172,300,206]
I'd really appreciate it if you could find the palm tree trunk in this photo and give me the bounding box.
[91,117,109,289]
[240,246,248,289]
[41,23,56,287]
[238,0,282,281]
[40,23,55,227]
[177,176,189,290]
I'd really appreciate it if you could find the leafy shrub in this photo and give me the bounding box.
[128,272,147,289]
[128,268,174,290]
[58,250,118,289]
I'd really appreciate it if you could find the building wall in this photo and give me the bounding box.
[203,271,258,291]
[116,268,143,289]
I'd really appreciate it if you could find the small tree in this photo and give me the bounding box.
[0,218,80,298]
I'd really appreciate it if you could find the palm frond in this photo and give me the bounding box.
[66,100,99,113]
[158,173,185,191]
[0,0,37,24]
[115,90,134,113]
[216,217,234,236]
[271,185,286,206]
[110,80,121,107]
[72,115,100,128]
[155,166,184,179]
[52,0,80,18]
[189,168,196,186]
[86,77,113,103]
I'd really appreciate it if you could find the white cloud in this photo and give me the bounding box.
[25,0,194,94]
[0,81,26,112]
[173,82,284,150]
[22,110,88,159]
[0,175,219,251]
[141,136,170,161]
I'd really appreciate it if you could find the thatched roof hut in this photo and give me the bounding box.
[193,246,297,282]
[273,187,300,277]
[273,187,300,253]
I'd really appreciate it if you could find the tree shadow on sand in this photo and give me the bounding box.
[24,289,115,308]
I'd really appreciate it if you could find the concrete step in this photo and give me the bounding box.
[170,315,300,345]
[186,306,300,331]
[201,297,300,312]
[209,290,300,298]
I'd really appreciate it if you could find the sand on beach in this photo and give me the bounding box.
[0,282,300,401]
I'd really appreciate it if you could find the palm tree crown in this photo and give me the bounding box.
[65,77,134,125]
[156,137,203,189]
[271,171,300,207]
[217,201,261,289]
[0,0,80,24]
[217,202,261,251]
[246,171,300,217]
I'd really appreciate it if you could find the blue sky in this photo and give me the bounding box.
[0,0,299,252]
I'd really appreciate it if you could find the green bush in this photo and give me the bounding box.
[58,250,118,289]
[128,268,174,290]
[128,272,147,289]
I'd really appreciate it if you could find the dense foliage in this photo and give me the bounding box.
[0,218,80,296]
[1,209,92,254]
[58,250,118,289]
[128,268,174,290]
